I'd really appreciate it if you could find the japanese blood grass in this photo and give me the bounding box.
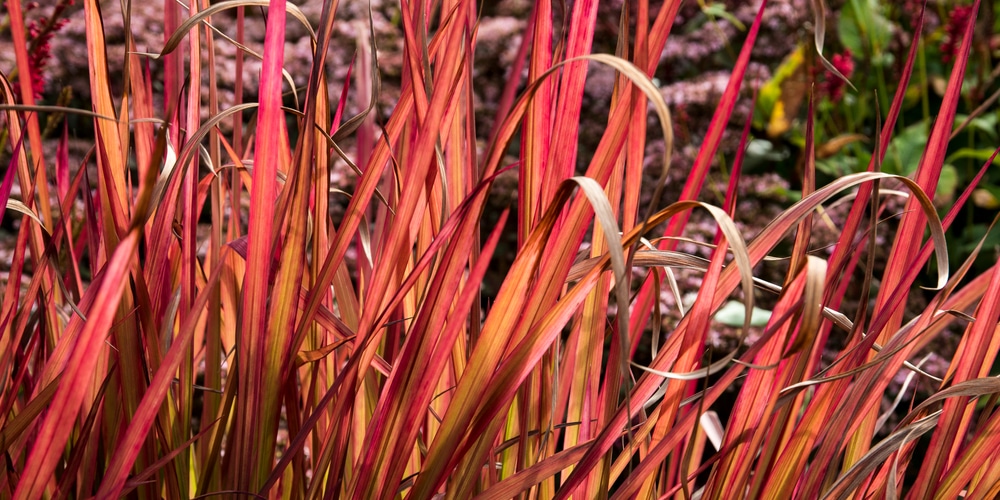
[1,0,999,499]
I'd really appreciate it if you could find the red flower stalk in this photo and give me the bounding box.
[15,0,74,100]
[941,4,975,63]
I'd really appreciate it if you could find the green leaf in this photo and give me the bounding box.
[946,148,1000,166]
[837,0,892,58]
[885,120,929,175]
[936,164,958,202]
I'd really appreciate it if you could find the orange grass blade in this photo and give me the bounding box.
[0,133,23,229]
[13,232,138,499]
[259,169,507,495]
[606,309,805,500]
[120,419,222,497]
[756,8,929,494]
[52,366,116,500]
[0,79,64,381]
[4,0,53,229]
[97,249,227,498]
[822,378,1000,500]
[657,0,766,246]
[4,1,994,497]
[518,0,553,244]
[477,200,752,499]
[913,230,1000,495]
[231,0,291,490]
[704,261,810,498]
[408,52,676,498]
[936,393,1000,498]
[844,0,978,483]
[308,5,471,491]
[83,0,128,241]
[349,209,508,499]
[540,0,599,209]
[472,441,593,500]
[558,171,946,496]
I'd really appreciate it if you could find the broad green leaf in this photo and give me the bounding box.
[837,0,892,60]
[885,120,929,175]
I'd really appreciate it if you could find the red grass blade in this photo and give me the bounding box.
[97,250,227,498]
[842,0,979,481]
[14,232,138,499]
[231,0,291,490]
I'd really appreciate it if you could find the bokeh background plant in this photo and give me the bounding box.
[2,0,1000,498]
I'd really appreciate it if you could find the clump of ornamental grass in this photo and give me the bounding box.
[1,0,999,499]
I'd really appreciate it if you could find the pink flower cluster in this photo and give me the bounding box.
[17,0,74,101]
[940,4,975,64]
[819,50,855,102]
